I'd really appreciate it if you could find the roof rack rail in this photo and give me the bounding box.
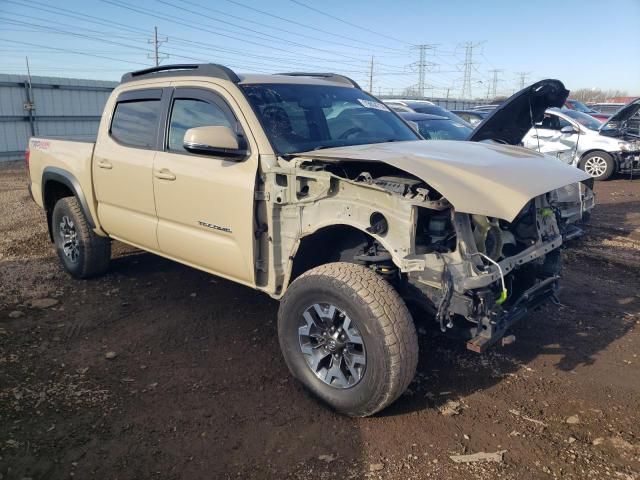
[120,63,240,84]
[276,72,361,89]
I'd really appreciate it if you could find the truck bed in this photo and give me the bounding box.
[27,137,97,220]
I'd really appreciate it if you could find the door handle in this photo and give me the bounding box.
[97,160,113,169]
[154,169,176,181]
[531,134,539,139]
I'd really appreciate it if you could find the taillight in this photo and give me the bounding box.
[25,150,30,172]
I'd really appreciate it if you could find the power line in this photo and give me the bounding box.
[288,0,409,45]
[99,0,376,65]
[0,38,151,67]
[172,0,399,54]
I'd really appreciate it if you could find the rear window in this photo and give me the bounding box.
[110,100,162,148]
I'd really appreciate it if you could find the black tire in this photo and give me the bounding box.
[579,151,615,181]
[51,196,111,279]
[278,262,418,417]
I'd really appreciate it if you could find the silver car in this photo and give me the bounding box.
[522,104,640,180]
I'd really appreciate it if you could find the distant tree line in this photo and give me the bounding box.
[571,88,629,103]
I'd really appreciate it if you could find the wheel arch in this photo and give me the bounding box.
[286,223,389,290]
[42,167,95,241]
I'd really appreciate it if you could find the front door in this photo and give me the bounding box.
[524,112,579,163]
[152,87,258,286]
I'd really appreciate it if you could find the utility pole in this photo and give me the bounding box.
[24,56,37,136]
[148,26,168,66]
[488,69,502,98]
[368,56,374,93]
[516,71,530,90]
[412,44,436,98]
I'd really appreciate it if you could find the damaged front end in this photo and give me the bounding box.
[405,195,564,353]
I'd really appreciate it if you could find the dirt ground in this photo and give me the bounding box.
[1,161,639,480]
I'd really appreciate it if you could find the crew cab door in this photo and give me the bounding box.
[93,88,167,250]
[152,86,258,286]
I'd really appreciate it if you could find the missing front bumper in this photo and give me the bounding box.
[466,275,560,353]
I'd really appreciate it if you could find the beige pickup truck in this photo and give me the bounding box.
[27,64,592,416]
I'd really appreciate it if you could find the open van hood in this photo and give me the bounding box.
[298,140,589,222]
[467,79,569,145]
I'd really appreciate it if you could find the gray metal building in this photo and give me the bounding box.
[0,74,117,162]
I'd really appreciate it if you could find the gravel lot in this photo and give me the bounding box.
[1,161,639,479]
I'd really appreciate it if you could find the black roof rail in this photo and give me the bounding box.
[275,72,361,89]
[120,63,240,84]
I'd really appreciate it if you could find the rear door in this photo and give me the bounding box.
[93,88,168,250]
[152,86,258,286]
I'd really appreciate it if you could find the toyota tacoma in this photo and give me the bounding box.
[27,64,591,416]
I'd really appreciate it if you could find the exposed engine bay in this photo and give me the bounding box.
[260,152,578,353]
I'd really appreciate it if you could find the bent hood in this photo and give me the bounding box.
[468,79,569,145]
[298,140,590,222]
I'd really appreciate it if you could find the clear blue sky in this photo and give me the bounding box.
[1,0,638,98]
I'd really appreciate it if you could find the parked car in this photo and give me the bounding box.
[399,112,472,140]
[451,109,489,126]
[467,82,596,227]
[383,100,471,126]
[521,104,640,180]
[26,64,588,417]
[472,104,500,112]
[564,99,609,122]
[590,103,625,116]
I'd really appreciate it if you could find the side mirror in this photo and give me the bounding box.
[560,125,577,134]
[183,126,247,158]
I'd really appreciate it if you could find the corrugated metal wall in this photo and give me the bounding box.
[0,74,117,162]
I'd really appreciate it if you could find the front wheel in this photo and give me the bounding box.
[52,197,111,278]
[580,151,615,180]
[278,262,418,417]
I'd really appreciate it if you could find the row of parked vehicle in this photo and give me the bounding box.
[382,95,640,181]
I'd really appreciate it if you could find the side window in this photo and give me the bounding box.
[558,117,572,129]
[168,98,233,153]
[110,100,162,148]
[537,113,560,130]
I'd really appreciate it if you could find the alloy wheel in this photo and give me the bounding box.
[59,215,80,263]
[584,156,608,177]
[298,303,366,389]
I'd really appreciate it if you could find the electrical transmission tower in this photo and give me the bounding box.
[148,26,169,66]
[516,71,531,90]
[412,44,436,97]
[488,69,502,98]
[460,41,482,99]
[368,56,374,93]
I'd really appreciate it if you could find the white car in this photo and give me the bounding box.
[522,104,640,180]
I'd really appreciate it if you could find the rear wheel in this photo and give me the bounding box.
[278,262,418,417]
[52,197,111,278]
[580,151,615,180]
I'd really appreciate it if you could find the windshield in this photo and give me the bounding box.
[562,109,603,130]
[566,99,596,114]
[414,118,472,140]
[413,105,470,125]
[241,84,419,154]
